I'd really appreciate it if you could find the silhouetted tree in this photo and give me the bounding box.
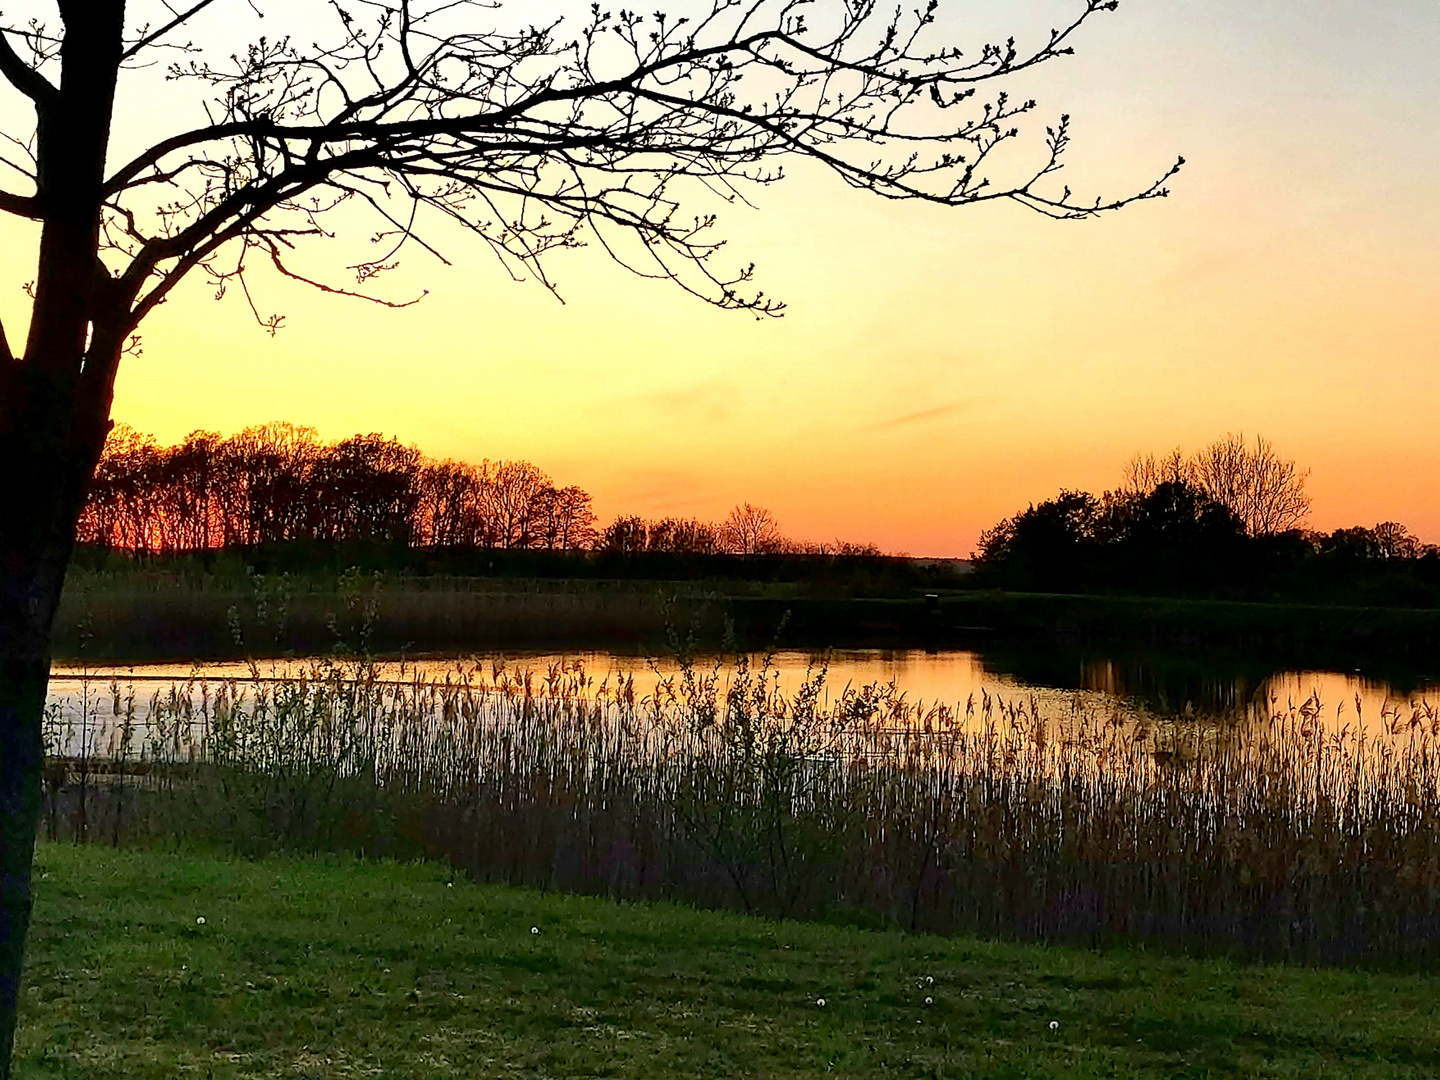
[79,426,610,556]
[1120,446,1191,495]
[649,517,721,555]
[0,1,1176,1067]
[599,515,650,556]
[541,486,598,552]
[1126,434,1310,536]
[976,480,1251,593]
[830,540,886,557]
[1190,433,1310,536]
[1319,522,1426,561]
[1101,480,1248,588]
[481,461,548,550]
[975,489,1101,591]
[598,514,722,556]
[75,422,156,550]
[778,536,885,556]
[307,434,421,544]
[720,502,784,555]
[227,423,321,545]
[414,459,488,548]
[160,430,225,551]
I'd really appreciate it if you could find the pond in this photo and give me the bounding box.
[47,645,1440,744]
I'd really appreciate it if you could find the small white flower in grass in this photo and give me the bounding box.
[924,996,933,1006]
[531,926,540,935]
[925,976,934,986]
[1049,1021,1059,1032]
[196,916,206,926]
[816,998,826,1008]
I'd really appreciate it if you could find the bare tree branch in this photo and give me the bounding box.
[0,28,57,105]
[0,188,37,217]
[84,0,1179,328]
[120,0,224,62]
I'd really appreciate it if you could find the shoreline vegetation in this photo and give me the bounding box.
[63,424,1440,671]
[55,556,1440,668]
[40,652,1440,966]
[971,437,1440,609]
[55,553,966,660]
[35,434,1440,1070]
[78,423,887,560]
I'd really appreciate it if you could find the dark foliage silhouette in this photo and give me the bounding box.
[976,489,1103,592]
[77,426,894,564]
[977,481,1249,593]
[78,423,598,554]
[977,458,1439,604]
[1124,433,1311,537]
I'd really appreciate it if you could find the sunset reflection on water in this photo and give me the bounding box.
[49,649,1440,739]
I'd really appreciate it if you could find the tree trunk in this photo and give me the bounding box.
[0,366,102,1075]
[5,250,148,1080]
[0,4,145,1073]
[0,661,47,1079]
[0,531,77,1078]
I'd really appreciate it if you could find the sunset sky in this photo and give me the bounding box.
[4,1,1439,556]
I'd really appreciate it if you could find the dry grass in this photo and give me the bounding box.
[41,653,1440,965]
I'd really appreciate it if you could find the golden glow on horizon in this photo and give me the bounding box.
[3,1,1439,556]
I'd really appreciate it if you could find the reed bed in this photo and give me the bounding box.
[40,655,1440,965]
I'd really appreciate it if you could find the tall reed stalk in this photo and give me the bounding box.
[40,655,1440,964]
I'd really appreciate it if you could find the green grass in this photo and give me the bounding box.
[18,844,1440,1078]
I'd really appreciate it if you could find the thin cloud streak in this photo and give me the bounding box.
[636,380,739,424]
[867,402,969,431]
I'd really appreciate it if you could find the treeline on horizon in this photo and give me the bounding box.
[974,434,1440,606]
[78,423,885,568]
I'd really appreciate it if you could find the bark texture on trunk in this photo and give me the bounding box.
[0,662,44,1078]
[0,7,128,1072]
[0,377,95,1077]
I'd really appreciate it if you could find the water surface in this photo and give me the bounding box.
[49,647,1440,740]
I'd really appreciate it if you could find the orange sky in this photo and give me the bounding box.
[3,1,1439,556]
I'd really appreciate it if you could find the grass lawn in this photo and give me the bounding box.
[16,844,1440,1078]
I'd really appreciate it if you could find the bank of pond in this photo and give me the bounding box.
[51,565,1440,668]
[22,843,1440,1078]
[40,650,1440,969]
